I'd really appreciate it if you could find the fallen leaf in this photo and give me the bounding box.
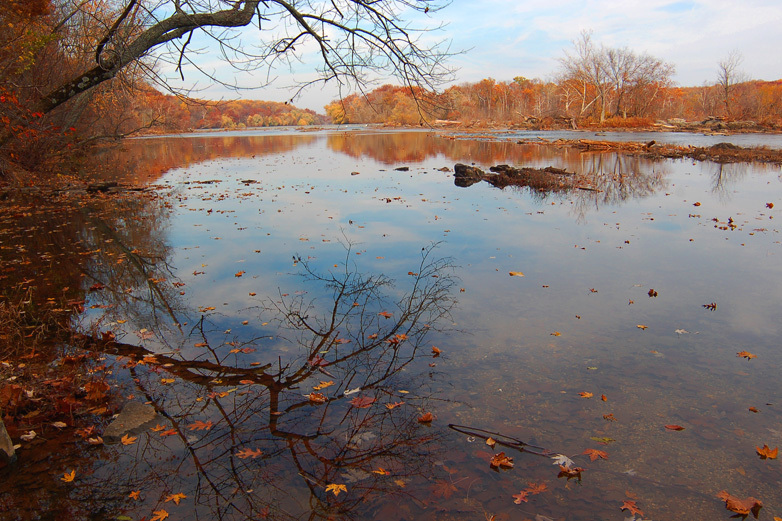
[578,392,593,398]
[372,468,390,475]
[665,424,685,431]
[620,500,644,517]
[737,351,757,360]
[590,436,615,444]
[603,413,617,422]
[636,324,648,330]
[188,420,213,431]
[165,493,187,505]
[525,482,547,495]
[236,447,263,459]
[385,401,404,410]
[150,510,169,521]
[151,424,166,432]
[717,490,763,518]
[582,448,609,461]
[418,412,434,423]
[235,271,245,277]
[313,381,334,391]
[489,451,514,469]
[349,396,376,408]
[601,394,607,402]
[486,437,496,449]
[512,490,529,504]
[308,392,327,404]
[756,444,778,460]
[749,407,759,413]
[550,454,575,467]
[61,469,76,482]
[377,311,393,319]
[550,331,561,337]
[557,465,583,481]
[121,434,137,445]
[509,271,525,277]
[159,429,177,437]
[326,483,347,497]
[431,346,441,357]
[128,490,141,500]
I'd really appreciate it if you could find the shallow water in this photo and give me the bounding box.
[2,129,781,521]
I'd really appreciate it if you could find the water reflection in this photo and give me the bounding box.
[3,235,459,520]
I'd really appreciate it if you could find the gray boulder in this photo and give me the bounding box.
[103,401,158,443]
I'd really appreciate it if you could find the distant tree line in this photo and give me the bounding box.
[325,34,782,128]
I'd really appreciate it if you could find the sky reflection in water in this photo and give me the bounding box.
[13,129,782,521]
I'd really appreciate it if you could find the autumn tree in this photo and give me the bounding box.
[716,50,747,119]
[1,0,453,168]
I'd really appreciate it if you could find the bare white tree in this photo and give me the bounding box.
[716,50,746,118]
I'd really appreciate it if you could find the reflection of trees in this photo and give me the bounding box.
[85,134,317,184]
[65,246,458,521]
[569,152,668,220]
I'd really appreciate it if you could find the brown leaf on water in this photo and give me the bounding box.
[557,465,583,481]
[603,413,617,421]
[236,447,263,459]
[385,401,404,410]
[308,392,327,404]
[489,451,514,469]
[620,500,644,517]
[578,392,593,398]
[349,396,376,408]
[235,271,245,277]
[431,480,458,499]
[313,380,334,391]
[512,490,528,504]
[601,394,607,402]
[737,351,757,360]
[431,346,441,357]
[524,482,547,495]
[582,448,608,461]
[509,271,525,277]
[325,483,347,497]
[665,424,685,431]
[636,324,648,330]
[756,444,778,460]
[485,437,496,449]
[748,406,759,413]
[128,490,141,500]
[188,420,213,431]
[716,490,763,518]
[417,412,434,423]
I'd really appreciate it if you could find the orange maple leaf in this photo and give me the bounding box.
[60,469,76,483]
[308,392,327,404]
[377,311,393,318]
[165,493,187,505]
[620,500,644,517]
[582,448,609,461]
[120,433,137,445]
[325,483,347,496]
[557,465,583,481]
[128,490,141,500]
[385,401,404,410]
[150,510,169,521]
[756,444,778,460]
[512,490,528,504]
[737,351,757,360]
[159,428,178,437]
[717,490,763,518]
[489,452,514,469]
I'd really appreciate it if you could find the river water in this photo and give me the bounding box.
[1,128,781,521]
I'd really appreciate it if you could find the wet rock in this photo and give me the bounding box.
[0,417,16,467]
[103,401,158,442]
[453,163,485,187]
[394,166,410,171]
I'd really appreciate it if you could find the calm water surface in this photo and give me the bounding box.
[2,129,781,521]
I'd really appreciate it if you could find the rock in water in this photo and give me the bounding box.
[0,417,16,467]
[103,401,157,442]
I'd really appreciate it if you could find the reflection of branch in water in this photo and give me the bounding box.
[74,245,457,521]
[710,162,751,201]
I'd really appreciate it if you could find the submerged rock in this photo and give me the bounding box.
[103,401,158,442]
[453,163,485,187]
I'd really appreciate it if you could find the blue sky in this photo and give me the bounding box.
[162,0,782,113]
